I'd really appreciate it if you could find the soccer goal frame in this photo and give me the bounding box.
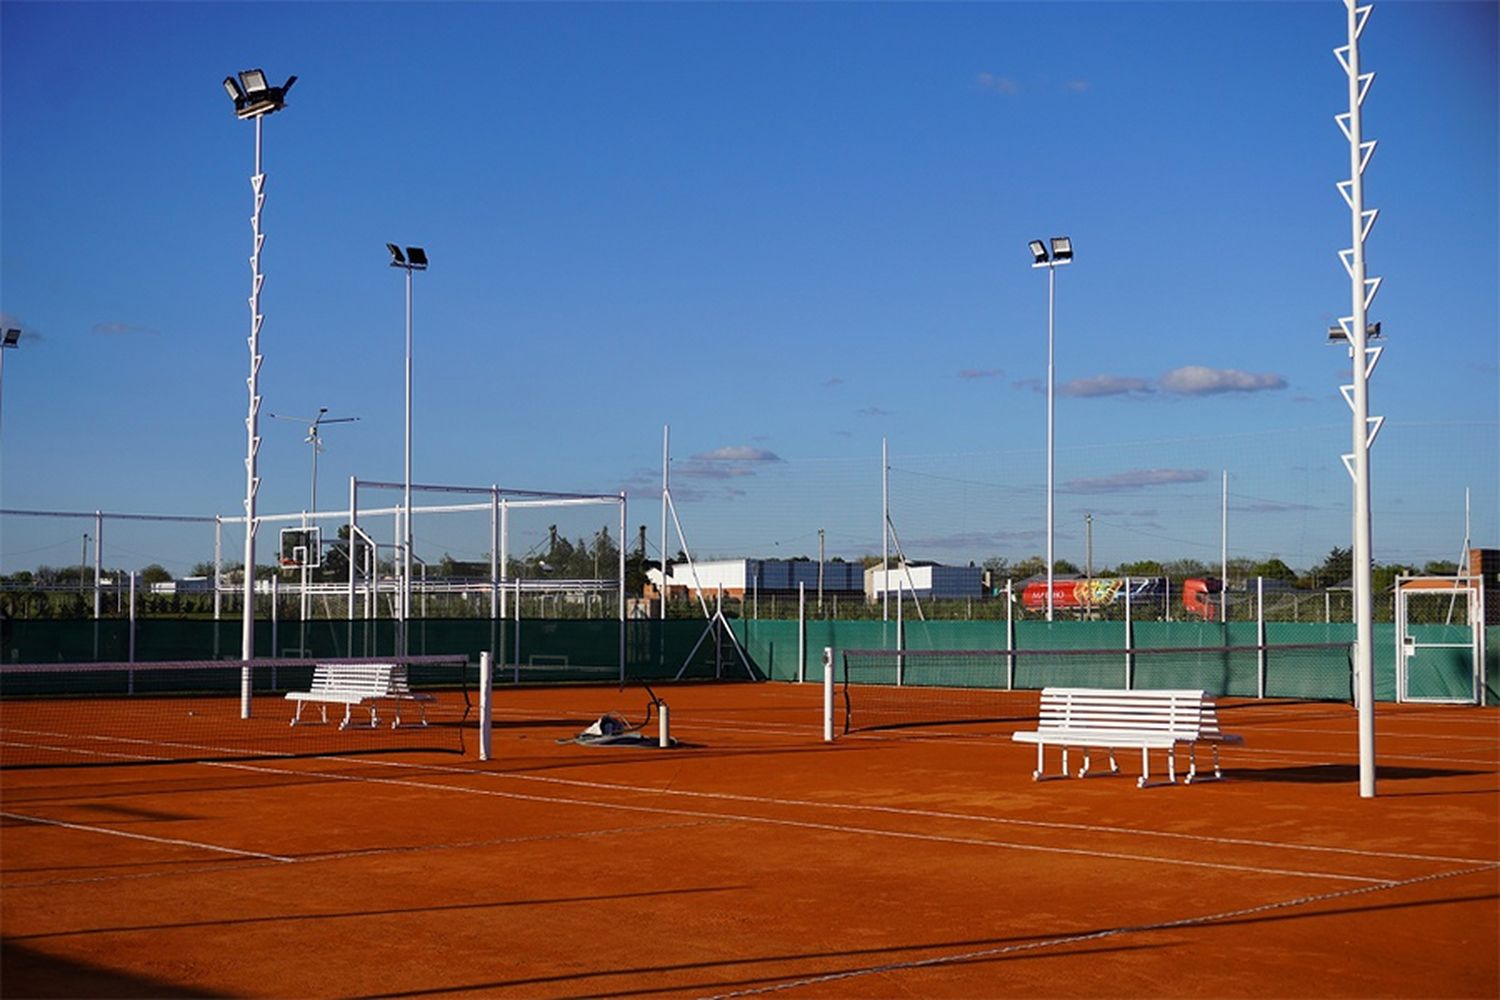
[348,478,628,678]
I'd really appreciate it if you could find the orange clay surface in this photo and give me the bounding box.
[2,683,1496,999]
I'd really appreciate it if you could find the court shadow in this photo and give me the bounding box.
[1232,763,1484,783]
[1,939,227,998]
[0,744,468,773]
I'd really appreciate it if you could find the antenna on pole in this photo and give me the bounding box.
[269,407,360,513]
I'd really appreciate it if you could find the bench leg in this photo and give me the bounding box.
[1078,748,1121,779]
[1185,744,1224,784]
[1136,746,1179,788]
[1032,743,1070,781]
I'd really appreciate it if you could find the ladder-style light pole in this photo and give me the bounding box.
[1335,0,1383,797]
[223,67,296,717]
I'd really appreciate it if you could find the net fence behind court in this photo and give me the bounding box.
[837,642,1353,735]
[0,655,473,768]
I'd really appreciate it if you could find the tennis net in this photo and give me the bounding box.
[834,642,1353,735]
[0,655,474,768]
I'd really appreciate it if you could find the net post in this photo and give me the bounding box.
[658,701,671,748]
[1256,577,1267,699]
[1005,579,1014,690]
[822,646,834,742]
[479,650,493,761]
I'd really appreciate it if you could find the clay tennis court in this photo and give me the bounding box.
[2,681,1497,998]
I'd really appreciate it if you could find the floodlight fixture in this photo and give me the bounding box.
[406,246,428,269]
[2,328,19,348]
[225,68,296,120]
[1327,320,1382,343]
[1028,240,1049,266]
[1050,236,1073,263]
[387,243,406,265]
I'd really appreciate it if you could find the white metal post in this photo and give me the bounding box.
[241,114,266,719]
[882,437,889,621]
[270,573,279,657]
[490,487,500,620]
[1337,0,1382,797]
[92,512,102,620]
[1005,579,1014,690]
[798,582,806,683]
[1257,576,1267,698]
[500,498,510,619]
[128,571,137,664]
[402,264,414,658]
[1221,470,1229,624]
[478,650,493,761]
[661,425,669,622]
[822,647,834,742]
[1046,263,1056,623]
[1124,575,1133,689]
[619,492,627,685]
[817,528,825,613]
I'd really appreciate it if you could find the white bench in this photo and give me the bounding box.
[285,663,436,730]
[1012,687,1243,788]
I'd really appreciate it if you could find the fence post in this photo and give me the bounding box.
[128,571,137,666]
[1124,575,1134,689]
[1256,577,1266,698]
[271,574,279,659]
[797,582,806,683]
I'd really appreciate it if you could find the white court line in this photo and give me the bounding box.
[361,758,1499,868]
[193,758,1398,886]
[0,810,296,863]
[702,862,1500,999]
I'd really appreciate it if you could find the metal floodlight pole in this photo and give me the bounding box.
[223,67,294,717]
[1030,236,1072,622]
[387,243,427,655]
[0,328,21,442]
[403,264,412,652]
[1335,0,1382,798]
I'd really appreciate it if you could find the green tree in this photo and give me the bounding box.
[1251,557,1298,582]
[139,564,173,585]
[1307,547,1352,588]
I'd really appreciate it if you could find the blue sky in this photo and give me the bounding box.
[2,1,1496,578]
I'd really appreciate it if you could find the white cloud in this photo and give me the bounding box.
[977,73,1020,95]
[690,446,782,463]
[1063,468,1209,494]
[1060,375,1151,398]
[1158,366,1286,395]
[958,368,1005,381]
[92,321,160,337]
